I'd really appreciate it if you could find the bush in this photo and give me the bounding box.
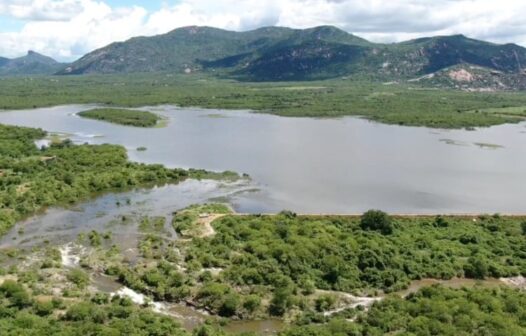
[0,280,32,308]
[67,269,89,289]
[360,210,393,234]
[464,255,488,279]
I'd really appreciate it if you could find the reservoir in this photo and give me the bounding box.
[1,104,525,214]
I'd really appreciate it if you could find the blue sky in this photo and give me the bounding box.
[0,0,525,61]
[0,15,24,31]
[105,0,163,11]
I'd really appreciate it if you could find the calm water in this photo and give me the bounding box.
[1,104,526,214]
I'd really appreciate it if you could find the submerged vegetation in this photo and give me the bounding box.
[78,108,161,127]
[2,74,526,128]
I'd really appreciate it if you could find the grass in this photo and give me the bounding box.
[1,74,526,128]
[77,108,161,127]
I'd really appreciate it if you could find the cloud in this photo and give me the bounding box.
[0,0,84,21]
[0,0,526,61]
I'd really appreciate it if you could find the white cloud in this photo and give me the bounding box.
[1,0,526,61]
[0,0,84,21]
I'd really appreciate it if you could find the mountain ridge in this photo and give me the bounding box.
[0,51,66,76]
[57,25,526,89]
[4,26,526,90]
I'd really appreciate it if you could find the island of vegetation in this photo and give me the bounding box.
[77,108,161,127]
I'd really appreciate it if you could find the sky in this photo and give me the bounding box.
[1,0,526,61]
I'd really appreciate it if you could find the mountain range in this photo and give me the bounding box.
[3,26,526,90]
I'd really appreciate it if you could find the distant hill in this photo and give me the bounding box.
[58,26,526,89]
[0,51,66,76]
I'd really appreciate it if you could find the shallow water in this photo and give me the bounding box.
[0,179,254,249]
[1,104,526,214]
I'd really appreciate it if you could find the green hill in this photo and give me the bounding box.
[57,26,526,89]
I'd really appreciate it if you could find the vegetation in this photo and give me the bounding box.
[99,208,526,320]
[78,108,161,127]
[283,285,526,336]
[0,279,205,336]
[181,212,526,295]
[2,202,526,335]
[172,203,232,236]
[2,75,526,128]
[0,124,236,236]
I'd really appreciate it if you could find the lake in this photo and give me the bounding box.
[1,104,525,214]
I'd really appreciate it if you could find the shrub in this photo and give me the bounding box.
[360,210,393,234]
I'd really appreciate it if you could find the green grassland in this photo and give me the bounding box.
[1,74,526,128]
[77,108,161,127]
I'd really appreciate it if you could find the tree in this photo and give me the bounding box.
[360,210,393,234]
[219,293,239,317]
[464,255,488,279]
[269,287,293,316]
[242,295,261,314]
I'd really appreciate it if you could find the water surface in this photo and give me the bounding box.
[1,104,525,214]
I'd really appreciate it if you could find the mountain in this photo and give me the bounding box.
[0,51,66,76]
[58,26,526,89]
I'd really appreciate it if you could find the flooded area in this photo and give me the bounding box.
[0,104,525,214]
[0,179,254,250]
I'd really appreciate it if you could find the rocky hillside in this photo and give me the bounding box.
[58,26,526,89]
[0,51,66,76]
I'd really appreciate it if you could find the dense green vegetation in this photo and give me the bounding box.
[183,212,526,294]
[2,202,526,335]
[0,124,234,236]
[2,273,526,336]
[283,285,526,336]
[0,279,230,336]
[2,75,526,128]
[78,108,161,127]
[100,208,526,321]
